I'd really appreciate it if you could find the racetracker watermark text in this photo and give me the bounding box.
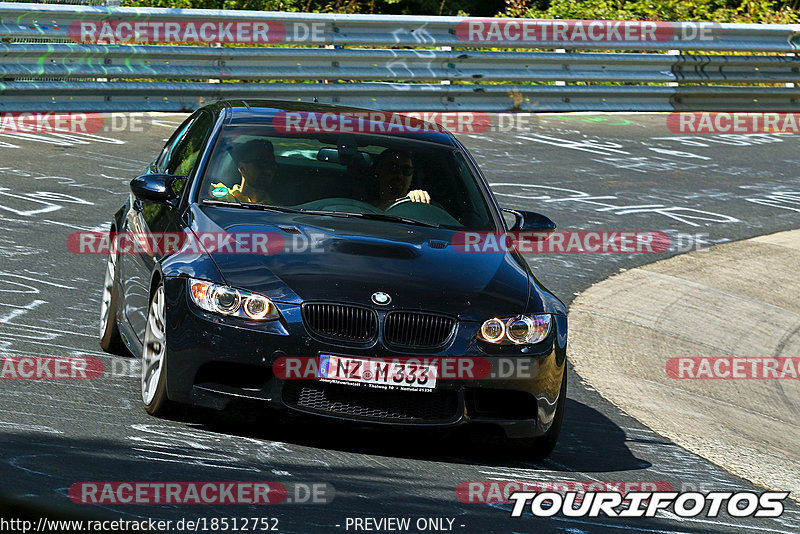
[453,231,670,253]
[0,112,163,134]
[0,356,104,380]
[668,112,800,134]
[667,357,800,379]
[273,356,546,381]
[69,231,708,256]
[70,20,325,43]
[457,481,675,503]
[455,20,716,44]
[69,231,289,255]
[69,482,333,505]
[271,111,539,135]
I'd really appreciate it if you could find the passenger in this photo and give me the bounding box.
[369,149,432,210]
[210,139,278,203]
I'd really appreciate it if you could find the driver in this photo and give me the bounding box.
[210,139,278,203]
[370,149,432,210]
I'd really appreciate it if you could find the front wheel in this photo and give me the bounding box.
[99,246,123,353]
[141,283,172,416]
[508,365,567,460]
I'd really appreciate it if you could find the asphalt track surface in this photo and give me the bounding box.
[1,113,799,533]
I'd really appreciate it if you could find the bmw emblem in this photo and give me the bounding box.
[371,292,391,305]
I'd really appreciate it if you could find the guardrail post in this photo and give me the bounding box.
[667,50,680,87]
[555,49,566,86]
[209,42,222,84]
[439,46,451,85]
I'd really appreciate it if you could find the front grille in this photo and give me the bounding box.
[384,311,456,349]
[283,380,459,422]
[302,303,378,343]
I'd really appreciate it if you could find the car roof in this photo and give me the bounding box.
[205,99,459,147]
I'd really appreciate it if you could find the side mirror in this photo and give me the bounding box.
[130,174,184,203]
[502,209,557,232]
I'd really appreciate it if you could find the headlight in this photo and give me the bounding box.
[213,286,241,314]
[478,314,551,345]
[480,318,506,343]
[189,278,279,321]
[506,316,535,344]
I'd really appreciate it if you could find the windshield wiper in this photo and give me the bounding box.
[346,212,442,228]
[202,199,307,214]
[202,198,298,213]
[201,199,346,217]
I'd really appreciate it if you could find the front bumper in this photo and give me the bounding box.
[163,276,568,439]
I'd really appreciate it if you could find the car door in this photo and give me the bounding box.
[121,111,214,341]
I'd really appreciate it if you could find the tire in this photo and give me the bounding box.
[141,283,172,416]
[509,365,568,460]
[99,245,124,353]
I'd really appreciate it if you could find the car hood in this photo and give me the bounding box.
[189,204,555,320]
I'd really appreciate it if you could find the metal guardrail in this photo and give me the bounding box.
[2,81,797,112]
[1,2,799,111]
[2,3,800,51]
[2,43,800,84]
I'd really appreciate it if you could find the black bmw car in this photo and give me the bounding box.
[99,100,568,458]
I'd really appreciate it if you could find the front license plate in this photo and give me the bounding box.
[317,354,437,392]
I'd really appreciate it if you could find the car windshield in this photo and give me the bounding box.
[197,123,497,230]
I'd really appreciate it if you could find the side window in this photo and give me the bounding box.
[170,176,188,198]
[165,112,214,180]
[156,115,195,171]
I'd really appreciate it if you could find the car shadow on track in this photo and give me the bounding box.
[179,395,650,473]
[0,431,769,534]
